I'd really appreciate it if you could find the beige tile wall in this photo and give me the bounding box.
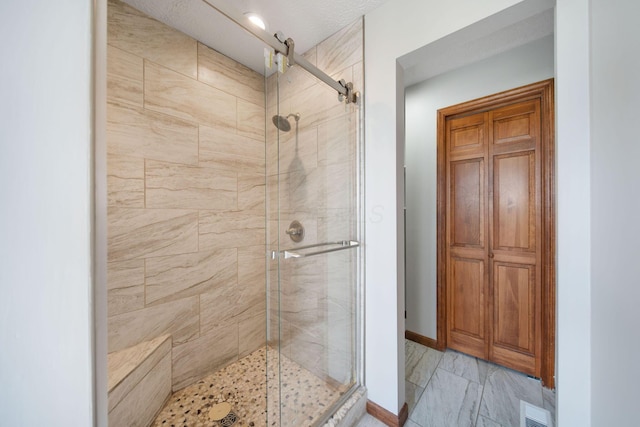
[107,0,362,396]
[106,0,266,391]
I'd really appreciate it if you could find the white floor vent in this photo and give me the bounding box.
[520,400,553,427]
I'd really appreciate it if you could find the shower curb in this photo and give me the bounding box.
[322,386,367,427]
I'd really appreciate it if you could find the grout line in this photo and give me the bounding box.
[475,364,488,427]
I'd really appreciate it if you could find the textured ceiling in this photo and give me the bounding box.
[122,0,388,74]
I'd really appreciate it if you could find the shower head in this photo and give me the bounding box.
[271,113,301,132]
[272,115,291,132]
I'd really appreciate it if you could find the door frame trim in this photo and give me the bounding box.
[436,79,555,388]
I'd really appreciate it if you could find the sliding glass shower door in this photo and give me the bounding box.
[266,57,361,426]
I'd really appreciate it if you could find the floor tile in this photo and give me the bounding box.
[543,387,556,424]
[405,340,443,387]
[355,413,387,427]
[478,367,543,427]
[438,349,489,385]
[409,368,483,427]
[404,419,422,427]
[406,380,425,416]
[476,415,503,427]
[152,346,340,426]
[405,340,427,371]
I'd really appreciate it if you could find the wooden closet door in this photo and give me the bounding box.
[488,100,542,376]
[443,94,544,378]
[446,111,489,360]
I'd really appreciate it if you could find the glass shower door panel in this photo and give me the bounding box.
[272,67,360,426]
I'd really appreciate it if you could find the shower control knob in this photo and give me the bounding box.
[286,220,305,243]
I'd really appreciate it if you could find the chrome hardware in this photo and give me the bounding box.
[284,37,295,67]
[286,220,305,242]
[201,0,360,106]
[274,31,286,43]
[338,80,358,104]
[281,240,360,259]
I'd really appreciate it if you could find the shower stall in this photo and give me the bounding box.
[105,0,363,426]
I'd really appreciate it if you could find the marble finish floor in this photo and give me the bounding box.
[152,346,345,427]
[401,340,556,427]
[355,341,556,427]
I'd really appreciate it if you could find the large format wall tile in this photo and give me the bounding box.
[238,173,265,214]
[108,334,171,412]
[197,43,264,106]
[103,0,370,397]
[199,283,238,333]
[277,48,318,102]
[318,162,354,211]
[316,19,363,77]
[237,245,266,322]
[276,168,320,216]
[145,160,237,210]
[108,207,198,262]
[289,323,325,378]
[107,0,197,78]
[199,246,264,335]
[239,310,266,358]
[108,352,171,427]
[107,259,145,317]
[277,125,319,175]
[145,248,237,306]
[145,61,236,131]
[108,296,199,353]
[171,323,238,391]
[278,81,344,130]
[199,211,265,251]
[107,45,143,107]
[237,99,265,141]
[107,102,198,165]
[317,114,357,167]
[199,125,264,174]
[107,154,144,208]
[238,246,265,294]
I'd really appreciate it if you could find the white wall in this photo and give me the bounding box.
[405,35,555,339]
[364,0,529,414]
[590,0,640,424]
[554,0,592,425]
[365,0,594,424]
[0,1,95,425]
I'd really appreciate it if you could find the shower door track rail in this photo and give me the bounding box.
[201,0,359,104]
[273,240,360,259]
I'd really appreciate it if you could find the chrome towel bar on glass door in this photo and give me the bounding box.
[273,240,359,259]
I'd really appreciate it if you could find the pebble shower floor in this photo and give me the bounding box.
[152,347,344,427]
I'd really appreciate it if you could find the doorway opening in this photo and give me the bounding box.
[436,79,555,387]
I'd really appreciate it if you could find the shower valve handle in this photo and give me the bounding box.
[285,220,305,242]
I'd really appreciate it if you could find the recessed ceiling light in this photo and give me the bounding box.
[244,13,266,31]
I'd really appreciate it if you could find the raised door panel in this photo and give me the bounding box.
[448,112,485,158]
[450,159,484,248]
[492,101,538,144]
[447,257,486,359]
[490,262,539,375]
[493,152,536,252]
